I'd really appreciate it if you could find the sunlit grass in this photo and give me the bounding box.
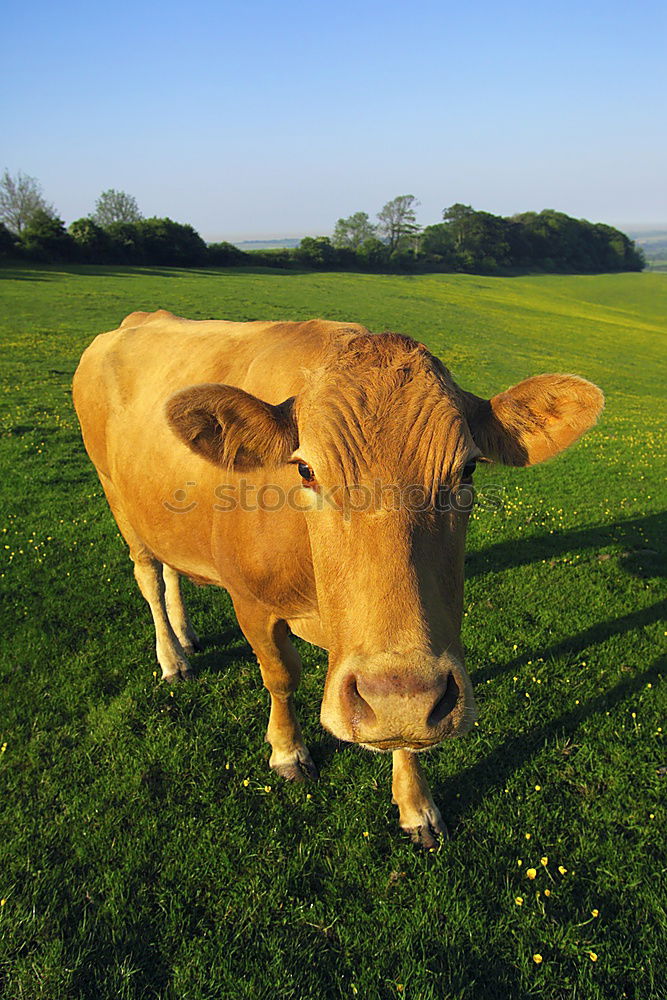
[0,264,665,999]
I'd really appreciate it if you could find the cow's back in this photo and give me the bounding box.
[74,310,357,472]
[72,310,366,586]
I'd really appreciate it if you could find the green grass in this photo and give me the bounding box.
[0,264,665,1000]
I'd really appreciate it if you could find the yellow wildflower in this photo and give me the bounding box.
[591,909,599,917]
[589,952,598,962]
[264,785,272,793]
[533,953,543,964]
[363,830,369,838]
[544,889,551,897]
[534,784,541,791]
[540,856,548,866]
[526,868,537,880]
[558,866,567,875]
[515,896,523,906]
[242,778,250,787]
[525,833,531,840]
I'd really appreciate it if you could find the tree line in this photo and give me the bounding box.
[0,171,644,274]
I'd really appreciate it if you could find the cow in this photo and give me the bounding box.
[73,310,604,846]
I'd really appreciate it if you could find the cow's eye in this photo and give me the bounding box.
[297,461,315,483]
[462,460,477,479]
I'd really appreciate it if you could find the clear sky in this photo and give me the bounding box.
[3,0,666,240]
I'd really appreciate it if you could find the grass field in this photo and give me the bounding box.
[0,264,665,1000]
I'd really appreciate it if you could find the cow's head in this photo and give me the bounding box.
[167,332,603,752]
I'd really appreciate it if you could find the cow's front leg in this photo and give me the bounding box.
[392,749,447,849]
[233,600,318,782]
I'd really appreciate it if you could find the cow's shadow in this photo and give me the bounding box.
[434,652,665,830]
[466,510,666,580]
[187,627,253,675]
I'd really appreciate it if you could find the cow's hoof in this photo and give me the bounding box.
[402,809,448,850]
[181,632,203,655]
[271,747,319,783]
[163,663,194,682]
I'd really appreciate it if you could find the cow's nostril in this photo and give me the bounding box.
[428,673,459,727]
[344,674,376,726]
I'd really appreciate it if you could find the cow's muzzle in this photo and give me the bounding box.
[320,652,476,749]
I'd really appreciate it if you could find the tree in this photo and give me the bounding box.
[69,218,115,262]
[137,217,207,266]
[376,195,420,252]
[207,241,249,267]
[19,210,75,261]
[332,211,376,249]
[441,204,477,250]
[92,189,142,226]
[294,236,339,269]
[420,223,458,266]
[0,169,54,233]
[0,222,19,258]
[352,237,389,271]
[105,221,144,262]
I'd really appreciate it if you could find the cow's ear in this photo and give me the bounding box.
[461,374,604,466]
[166,383,298,469]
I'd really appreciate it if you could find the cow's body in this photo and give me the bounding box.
[74,311,349,635]
[74,309,603,845]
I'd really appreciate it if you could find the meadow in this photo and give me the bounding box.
[0,264,665,1000]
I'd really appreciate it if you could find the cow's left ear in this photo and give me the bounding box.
[166,383,298,469]
[461,374,604,466]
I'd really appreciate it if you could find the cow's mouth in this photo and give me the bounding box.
[360,737,439,753]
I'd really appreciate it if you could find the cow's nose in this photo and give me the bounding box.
[339,669,461,748]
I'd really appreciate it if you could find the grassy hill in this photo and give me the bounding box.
[0,265,665,999]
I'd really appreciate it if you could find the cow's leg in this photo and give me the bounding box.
[162,565,202,655]
[99,474,192,682]
[392,750,447,849]
[133,557,193,682]
[232,599,317,781]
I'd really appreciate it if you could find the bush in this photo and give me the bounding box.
[245,248,296,269]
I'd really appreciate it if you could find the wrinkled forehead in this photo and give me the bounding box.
[294,360,475,489]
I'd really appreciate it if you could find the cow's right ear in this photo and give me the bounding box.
[166,383,298,469]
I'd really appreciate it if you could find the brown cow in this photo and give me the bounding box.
[73,310,603,846]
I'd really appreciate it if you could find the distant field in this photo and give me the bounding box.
[233,237,302,250]
[0,265,665,1000]
[626,229,667,271]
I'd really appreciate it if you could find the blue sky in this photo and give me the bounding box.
[3,0,666,239]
